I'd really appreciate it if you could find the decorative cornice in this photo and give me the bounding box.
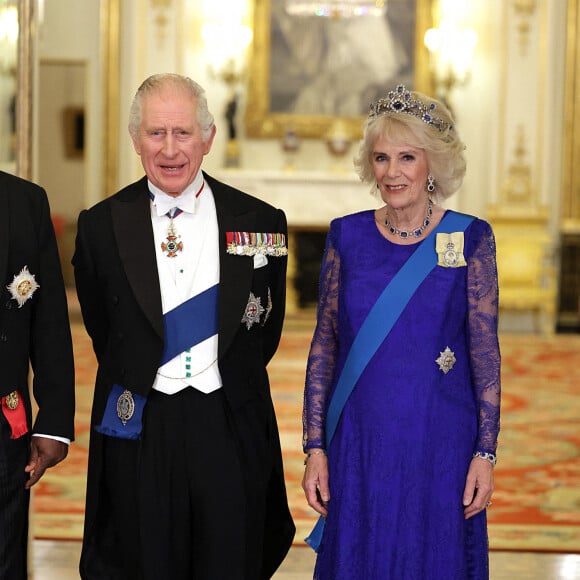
[150,0,172,48]
[502,125,535,206]
[513,0,537,56]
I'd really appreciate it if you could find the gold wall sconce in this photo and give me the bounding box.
[423,12,477,111]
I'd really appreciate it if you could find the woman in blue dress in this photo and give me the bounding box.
[302,85,501,579]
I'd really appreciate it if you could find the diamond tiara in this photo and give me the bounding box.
[368,84,452,133]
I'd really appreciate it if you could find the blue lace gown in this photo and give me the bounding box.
[303,210,501,580]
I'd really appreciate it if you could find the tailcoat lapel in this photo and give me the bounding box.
[111,178,164,338]
[211,179,256,360]
[109,175,257,355]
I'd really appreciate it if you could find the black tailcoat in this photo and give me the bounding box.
[73,173,295,578]
[0,171,74,578]
[0,170,74,439]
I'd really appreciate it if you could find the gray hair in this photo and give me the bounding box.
[354,92,466,200]
[128,73,215,143]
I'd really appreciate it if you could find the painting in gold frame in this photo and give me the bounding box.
[245,0,434,139]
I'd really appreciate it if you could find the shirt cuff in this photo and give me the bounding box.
[33,433,71,445]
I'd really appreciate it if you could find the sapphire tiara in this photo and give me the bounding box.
[368,84,452,133]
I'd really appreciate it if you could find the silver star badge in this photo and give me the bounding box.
[436,346,456,374]
[7,266,39,307]
[241,292,265,329]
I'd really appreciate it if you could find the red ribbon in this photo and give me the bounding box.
[1,391,28,439]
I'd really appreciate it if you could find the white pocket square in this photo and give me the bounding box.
[253,254,268,269]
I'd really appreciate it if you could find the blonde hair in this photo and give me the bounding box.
[128,73,215,143]
[354,91,466,200]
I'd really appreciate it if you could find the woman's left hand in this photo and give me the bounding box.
[462,457,494,519]
[302,452,330,517]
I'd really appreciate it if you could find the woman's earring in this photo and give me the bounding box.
[427,174,435,193]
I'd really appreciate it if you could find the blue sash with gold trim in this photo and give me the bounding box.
[306,211,475,551]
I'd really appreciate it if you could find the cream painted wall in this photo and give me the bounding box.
[35,0,103,208]
[37,61,85,221]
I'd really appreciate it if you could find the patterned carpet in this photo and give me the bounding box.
[33,311,580,553]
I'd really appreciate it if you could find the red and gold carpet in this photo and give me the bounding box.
[33,312,580,553]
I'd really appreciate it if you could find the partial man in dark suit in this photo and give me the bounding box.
[0,171,75,579]
[73,73,295,579]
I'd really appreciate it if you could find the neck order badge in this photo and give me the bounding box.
[151,182,205,258]
[161,209,184,258]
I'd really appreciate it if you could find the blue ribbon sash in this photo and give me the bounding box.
[305,211,475,551]
[161,283,219,365]
[96,284,219,440]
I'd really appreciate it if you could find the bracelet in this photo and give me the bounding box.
[304,450,326,465]
[473,451,497,466]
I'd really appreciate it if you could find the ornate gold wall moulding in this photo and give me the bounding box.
[103,0,120,198]
[499,124,539,208]
[561,219,580,234]
[561,0,580,223]
[16,0,34,179]
[150,0,173,48]
[513,0,537,56]
[487,205,549,225]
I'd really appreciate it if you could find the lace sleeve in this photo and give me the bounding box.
[467,220,501,456]
[302,224,341,452]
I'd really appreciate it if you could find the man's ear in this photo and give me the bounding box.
[131,134,142,156]
[203,125,217,155]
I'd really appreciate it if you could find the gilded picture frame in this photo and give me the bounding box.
[245,0,434,139]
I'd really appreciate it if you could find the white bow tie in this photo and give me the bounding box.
[152,193,195,217]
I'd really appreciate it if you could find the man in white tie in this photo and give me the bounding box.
[0,171,75,579]
[73,73,294,579]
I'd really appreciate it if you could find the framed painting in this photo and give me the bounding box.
[245,0,434,139]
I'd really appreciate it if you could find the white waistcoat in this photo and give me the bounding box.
[149,177,222,395]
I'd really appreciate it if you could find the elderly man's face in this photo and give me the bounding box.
[132,87,215,197]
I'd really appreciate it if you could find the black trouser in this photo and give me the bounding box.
[0,413,30,580]
[98,387,246,580]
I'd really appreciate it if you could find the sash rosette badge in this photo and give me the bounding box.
[435,232,467,268]
[7,266,40,307]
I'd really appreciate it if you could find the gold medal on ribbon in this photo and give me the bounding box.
[5,390,19,410]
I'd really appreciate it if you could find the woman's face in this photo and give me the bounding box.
[371,135,430,211]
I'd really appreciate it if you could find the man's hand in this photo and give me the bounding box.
[25,437,69,489]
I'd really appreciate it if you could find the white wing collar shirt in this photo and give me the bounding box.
[149,172,222,395]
